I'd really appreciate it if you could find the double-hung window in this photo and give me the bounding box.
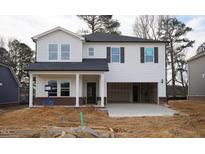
[88,47,94,56]
[49,44,58,60]
[145,48,154,63]
[61,81,70,96]
[61,44,70,60]
[111,47,120,63]
[48,80,57,96]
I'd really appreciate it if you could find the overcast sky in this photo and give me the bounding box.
[0,15,205,58]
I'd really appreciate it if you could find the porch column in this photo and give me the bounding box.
[76,73,80,107]
[100,73,105,107]
[29,73,33,107]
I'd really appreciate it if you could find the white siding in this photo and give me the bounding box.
[34,30,166,98]
[83,42,166,97]
[37,30,83,62]
[35,74,81,97]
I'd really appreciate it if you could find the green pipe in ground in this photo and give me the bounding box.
[80,112,85,129]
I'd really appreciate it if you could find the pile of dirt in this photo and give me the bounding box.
[0,100,205,137]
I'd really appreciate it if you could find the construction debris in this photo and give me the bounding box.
[0,100,205,137]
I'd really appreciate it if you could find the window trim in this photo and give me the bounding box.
[60,80,71,97]
[60,44,70,61]
[47,80,71,97]
[111,47,121,63]
[48,44,58,61]
[144,47,154,63]
[88,47,95,57]
[48,43,71,61]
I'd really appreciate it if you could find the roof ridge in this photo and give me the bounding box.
[187,51,205,62]
[83,32,167,43]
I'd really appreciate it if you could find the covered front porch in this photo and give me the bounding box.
[29,71,106,107]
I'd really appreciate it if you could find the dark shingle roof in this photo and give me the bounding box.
[0,63,21,86]
[83,32,167,43]
[187,52,205,62]
[25,59,109,71]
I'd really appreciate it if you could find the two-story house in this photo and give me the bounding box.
[26,27,167,107]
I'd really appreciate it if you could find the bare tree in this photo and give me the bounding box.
[76,28,90,35]
[159,17,195,98]
[0,37,9,64]
[77,15,121,34]
[196,42,205,54]
[133,15,167,40]
[0,37,5,47]
[176,52,188,95]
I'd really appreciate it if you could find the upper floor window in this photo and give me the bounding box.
[111,47,120,63]
[61,81,70,96]
[88,47,94,56]
[49,44,58,60]
[48,80,57,96]
[145,48,154,63]
[61,44,70,60]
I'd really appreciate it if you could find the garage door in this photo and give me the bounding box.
[107,83,132,102]
[107,83,158,103]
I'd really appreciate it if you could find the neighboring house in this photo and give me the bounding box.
[0,63,20,106]
[26,27,167,107]
[187,51,205,101]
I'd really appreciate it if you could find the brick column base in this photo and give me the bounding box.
[159,97,168,104]
[33,97,86,106]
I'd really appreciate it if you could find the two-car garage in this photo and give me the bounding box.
[107,83,158,103]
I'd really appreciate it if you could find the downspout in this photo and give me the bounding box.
[187,62,190,99]
[165,43,168,99]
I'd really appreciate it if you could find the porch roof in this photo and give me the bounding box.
[26,59,109,71]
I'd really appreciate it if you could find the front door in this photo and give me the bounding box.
[87,82,96,104]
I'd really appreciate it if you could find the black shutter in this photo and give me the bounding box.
[140,47,144,63]
[154,47,158,63]
[120,47,125,63]
[106,47,111,63]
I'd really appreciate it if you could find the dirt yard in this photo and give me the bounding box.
[0,100,205,138]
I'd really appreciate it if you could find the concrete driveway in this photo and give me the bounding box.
[106,103,176,117]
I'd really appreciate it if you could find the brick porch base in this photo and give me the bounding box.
[33,97,86,106]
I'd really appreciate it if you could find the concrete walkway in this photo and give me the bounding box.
[106,103,176,117]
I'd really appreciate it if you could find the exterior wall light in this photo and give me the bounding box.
[0,82,3,86]
[161,79,164,84]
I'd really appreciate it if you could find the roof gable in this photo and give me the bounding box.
[32,27,85,42]
[0,63,21,87]
[83,32,167,43]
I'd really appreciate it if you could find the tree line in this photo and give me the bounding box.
[0,15,203,99]
[133,15,195,98]
[0,39,34,84]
